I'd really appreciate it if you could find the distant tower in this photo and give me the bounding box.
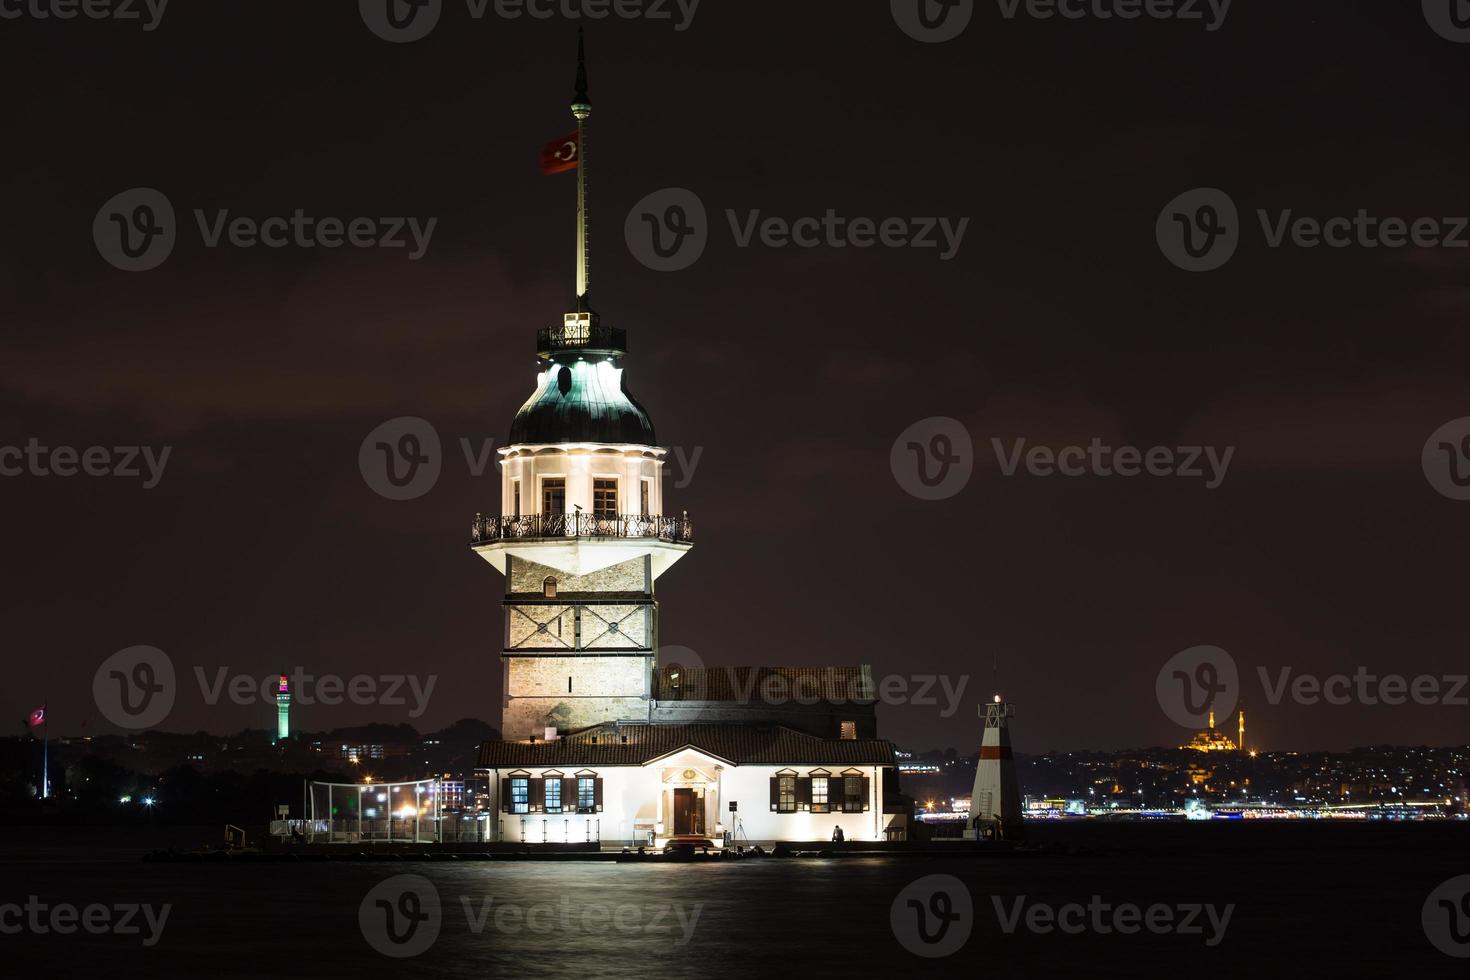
[1237,707,1245,751]
[965,695,1025,842]
[470,33,693,740]
[275,673,291,742]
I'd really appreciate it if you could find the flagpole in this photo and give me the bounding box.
[41,701,48,801]
[572,29,591,310]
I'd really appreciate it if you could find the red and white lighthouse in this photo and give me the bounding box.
[965,695,1024,841]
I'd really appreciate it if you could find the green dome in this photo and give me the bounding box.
[508,357,656,446]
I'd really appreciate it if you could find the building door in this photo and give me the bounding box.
[673,788,701,835]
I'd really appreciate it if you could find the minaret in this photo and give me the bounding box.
[965,695,1025,842]
[471,35,693,740]
[1237,708,1245,751]
[275,673,291,743]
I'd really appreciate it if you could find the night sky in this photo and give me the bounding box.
[2,1,1468,754]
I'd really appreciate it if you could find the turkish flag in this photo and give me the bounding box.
[541,131,579,175]
[27,706,45,728]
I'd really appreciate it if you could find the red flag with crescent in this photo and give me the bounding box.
[27,705,45,728]
[541,131,580,175]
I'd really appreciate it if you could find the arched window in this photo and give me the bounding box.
[543,577,557,599]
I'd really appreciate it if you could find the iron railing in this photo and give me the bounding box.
[536,324,627,356]
[472,512,693,545]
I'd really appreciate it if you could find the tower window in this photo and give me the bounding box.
[512,480,521,518]
[640,480,650,517]
[840,720,857,740]
[542,478,566,516]
[543,577,557,599]
[593,478,618,517]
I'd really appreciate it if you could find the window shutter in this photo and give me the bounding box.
[860,776,871,812]
[563,777,577,814]
[796,777,811,809]
[594,777,604,812]
[531,777,545,812]
[769,776,779,811]
[500,777,511,814]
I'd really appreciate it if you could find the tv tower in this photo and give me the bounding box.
[275,673,291,742]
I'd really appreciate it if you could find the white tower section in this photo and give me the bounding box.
[965,695,1025,842]
[469,35,692,741]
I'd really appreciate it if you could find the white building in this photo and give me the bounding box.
[473,38,904,846]
[482,722,898,846]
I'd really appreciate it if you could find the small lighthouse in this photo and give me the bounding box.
[965,694,1024,842]
[275,673,291,743]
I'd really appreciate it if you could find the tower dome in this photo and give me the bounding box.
[508,323,656,446]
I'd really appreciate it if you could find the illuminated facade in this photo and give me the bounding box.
[1182,708,1244,753]
[472,37,901,846]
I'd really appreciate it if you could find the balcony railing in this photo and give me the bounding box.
[536,323,627,356]
[472,512,693,545]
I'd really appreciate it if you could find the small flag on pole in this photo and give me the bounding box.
[27,706,45,728]
[541,131,580,175]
